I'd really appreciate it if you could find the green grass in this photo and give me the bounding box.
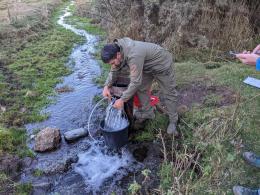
[65,3,106,36]
[159,162,173,192]
[15,183,33,195]
[0,126,33,158]
[32,169,44,177]
[94,59,111,85]
[0,2,82,155]
[133,112,168,142]
[154,60,260,194]
[0,1,84,193]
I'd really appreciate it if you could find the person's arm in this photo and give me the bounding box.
[113,60,143,109]
[256,57,260,71]
[236,53,260,69]
[252,44,260,55]
[104,68,118,87]
[120,56,144,102]
[103,68,118,98]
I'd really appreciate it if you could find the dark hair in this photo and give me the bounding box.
[101,43,120,63]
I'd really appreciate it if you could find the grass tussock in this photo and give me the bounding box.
[73,1,260,193]
[150,61,260,194]
[82,0,259,61]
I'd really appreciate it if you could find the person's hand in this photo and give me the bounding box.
[102,86,111,99]
[235,53,259,66]
[252,44,260,55]
[241,44,260,55]
[113,98,124,109]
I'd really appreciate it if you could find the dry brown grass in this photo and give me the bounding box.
[80,0,258,60]
[163,0,255,59]
[0,0,61,27]
[75,0,92,17]
[0,0,62,35]
[0,0,63,65]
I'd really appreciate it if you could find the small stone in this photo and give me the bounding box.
[20,107,26,113]
[40,155,79,174]
[34,127,61,152]
[55,85,74,93]
[64,128,88,142]
[0,105,6,113]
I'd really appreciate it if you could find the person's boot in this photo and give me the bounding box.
[233,186,259,195]
[133,109,155,130]
[167,122,179,136]
[243,152,260,168]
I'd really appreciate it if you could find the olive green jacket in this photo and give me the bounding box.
[105,37,173,101]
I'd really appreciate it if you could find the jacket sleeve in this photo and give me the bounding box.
[121,55,144,101]
[104,67,118,87]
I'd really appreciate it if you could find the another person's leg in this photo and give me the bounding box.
[243,151,260,168]
[232,151,260,195]
[233,186,260,195]
[135,73,155,121]
[155,66,178,135]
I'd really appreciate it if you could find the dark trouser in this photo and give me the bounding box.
[136,65,178,123]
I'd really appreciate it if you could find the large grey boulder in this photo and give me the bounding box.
[64,128,88,142]
[34,127,61,152]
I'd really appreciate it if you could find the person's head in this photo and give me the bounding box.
[101,43,122,68]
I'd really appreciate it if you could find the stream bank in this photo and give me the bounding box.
[19,2,160,194]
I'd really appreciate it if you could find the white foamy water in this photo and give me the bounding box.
[74,140,134,191]
[104,102,129,131]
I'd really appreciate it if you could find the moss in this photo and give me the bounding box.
[65,15,106,36]
[0,127,26,154]
[128,180,141,195]
[0,2,82,155]
[15,183,32,195]
[94,60,110,86]
[93,94,103,103]
[133,112,168,142]
[33,169,44,177]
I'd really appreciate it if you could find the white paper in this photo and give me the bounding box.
[243,77,260,89]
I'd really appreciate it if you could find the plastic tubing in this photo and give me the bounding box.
[87,97,108,141]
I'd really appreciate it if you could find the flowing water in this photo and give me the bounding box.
[21,2,142,194]
[104,101,129,131]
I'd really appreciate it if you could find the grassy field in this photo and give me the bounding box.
[0,1,84,194]
[0,0,63,67]
[0,0,62,26]
[135,60,260,194]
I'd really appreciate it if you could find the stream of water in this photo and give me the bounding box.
[21,2,140,194]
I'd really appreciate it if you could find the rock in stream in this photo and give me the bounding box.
[34,127,61,152]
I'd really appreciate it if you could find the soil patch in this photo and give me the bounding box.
[177,82,237,108]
